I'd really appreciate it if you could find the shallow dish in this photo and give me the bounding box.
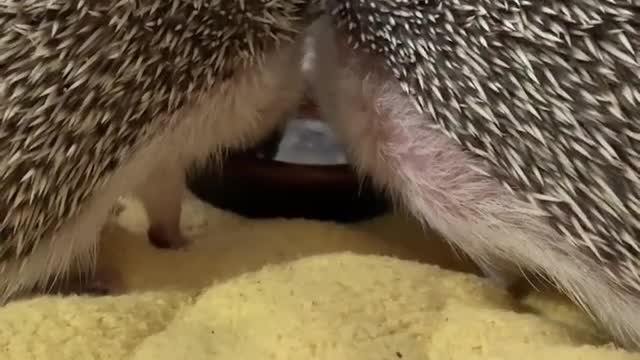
[188,101,388,222]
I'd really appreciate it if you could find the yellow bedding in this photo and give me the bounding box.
[0,193,637,359]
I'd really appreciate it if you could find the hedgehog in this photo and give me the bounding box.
[0,0,314,299]
[303,0,640,349]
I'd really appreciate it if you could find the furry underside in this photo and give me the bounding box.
[0,41,306,302]
[306,17,640,349]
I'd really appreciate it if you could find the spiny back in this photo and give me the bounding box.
[327,0,640,289]
[0,0,309,260]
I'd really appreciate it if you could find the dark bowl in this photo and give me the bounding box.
[188,103,389,223]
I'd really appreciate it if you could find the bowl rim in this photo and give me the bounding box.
[220,155,358,186]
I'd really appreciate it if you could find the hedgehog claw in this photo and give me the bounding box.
[81,276,114,296]
[147,225,190,250]
[54,269,121,297]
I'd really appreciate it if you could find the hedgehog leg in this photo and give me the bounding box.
[310,66,523,286]
[305,20,523,286]
[135,162,189,250]
[307,18,640,348]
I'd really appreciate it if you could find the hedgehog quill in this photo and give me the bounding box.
[306,0,640,349]
[0,0,310,297]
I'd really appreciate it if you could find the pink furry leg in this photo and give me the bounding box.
[135,162,189,250]
[307,18,640,348]
[304,24,523,287]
